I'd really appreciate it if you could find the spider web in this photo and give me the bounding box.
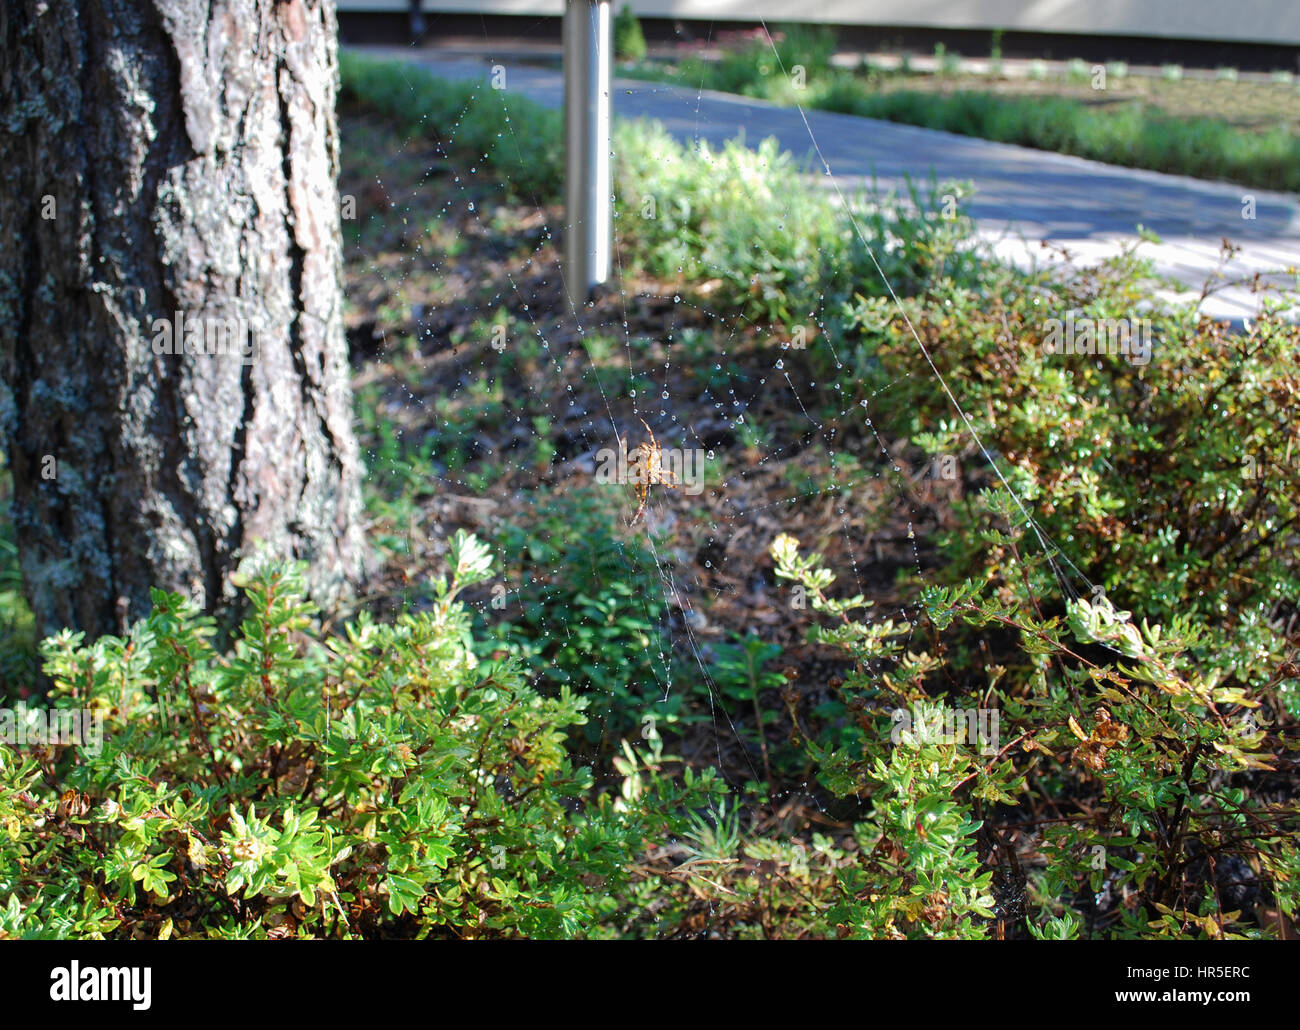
[341,21,1109,835]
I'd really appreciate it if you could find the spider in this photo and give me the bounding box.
[621,418,679,525]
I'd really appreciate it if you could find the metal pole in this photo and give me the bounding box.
[563,0,612,317]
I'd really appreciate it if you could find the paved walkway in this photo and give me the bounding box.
[354,46,1300,322]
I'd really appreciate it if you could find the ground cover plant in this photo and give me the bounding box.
[1,55,1297,939]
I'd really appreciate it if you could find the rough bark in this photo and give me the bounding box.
[0,0,367,642]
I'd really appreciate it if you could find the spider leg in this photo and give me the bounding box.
[629,495,647,525]
[638,418,659,454]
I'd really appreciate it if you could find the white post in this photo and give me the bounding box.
[563,0,612,317]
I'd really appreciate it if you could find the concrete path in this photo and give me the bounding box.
[353,46,1300,322]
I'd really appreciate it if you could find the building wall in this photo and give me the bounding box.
[341,0,1300,46]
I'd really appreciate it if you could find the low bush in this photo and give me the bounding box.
[613,121,982,323]
[762,247,1300,938]
[0,534,720,938]
[338,53,563,200]
[484,489,681,748]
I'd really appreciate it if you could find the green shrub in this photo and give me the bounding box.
[703,633,787,782]
[841,258,1300,674]
[338,53,563,199]
[770,523,1298,938]
[613,4,647,63]
[614,119,981,322]
[0,533,720,938]
[485,489,681,747]
[746,243,1300,939]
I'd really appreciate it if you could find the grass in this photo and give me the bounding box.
[817,88,1300,191]
[338,52,563,201]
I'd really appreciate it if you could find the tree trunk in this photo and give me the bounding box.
[0,0,367,642]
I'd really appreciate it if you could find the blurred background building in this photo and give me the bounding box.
[339,0,1300,64]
